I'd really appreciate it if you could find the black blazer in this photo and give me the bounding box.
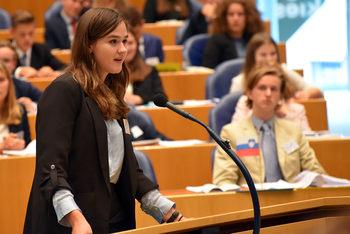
[16,43,67,71]
[202,33,247,69]
[180,10,208,44]
[23,73,158,234]
[9,104,31,146]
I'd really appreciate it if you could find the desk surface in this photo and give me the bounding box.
[130,194,350,232]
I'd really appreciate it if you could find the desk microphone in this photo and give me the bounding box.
[153,93,261,233]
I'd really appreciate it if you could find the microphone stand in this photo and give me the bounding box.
[181,112,261,233]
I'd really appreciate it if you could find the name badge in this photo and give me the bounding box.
[283,139,299,154]
[236,136,259,158]
[123,119,130,134]
[131,125,144,139]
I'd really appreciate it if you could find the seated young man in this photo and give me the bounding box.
[45,0,89,50]
[10,10,67,79]
[120,5,164,65]
[213,63,327,186]
[0,40,42,112]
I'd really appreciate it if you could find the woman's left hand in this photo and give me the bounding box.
[3,133,25,150]
[294,90,310,100]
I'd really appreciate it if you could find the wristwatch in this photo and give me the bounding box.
[166,210,180,223]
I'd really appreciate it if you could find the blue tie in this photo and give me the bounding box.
[21,54,27,66]
[261,122,283,182]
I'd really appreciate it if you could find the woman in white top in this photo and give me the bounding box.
[229,33,324,131]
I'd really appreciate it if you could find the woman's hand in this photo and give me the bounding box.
[2,133,25,150]
[163,207,190,223]
[66,210,93,234]
[294,90,310,100]
[124,92,143,105]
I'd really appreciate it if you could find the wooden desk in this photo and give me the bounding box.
[0,155,35,234]
[143,22,183,46]
[160,70,213,101]
[163,45,183,64]
[134,143,216,190]
[130,195,350,232]
[2,0,56,28]
[28,76,55,91]
[0,28,45,43]
[296,98,329,131]
[137,104,214,140]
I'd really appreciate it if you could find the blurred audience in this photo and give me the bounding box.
[0,40,42,112]
[124,30,166,105]
[202,0,265,68]
[0,60,31,152]
[45,0,89,50]
[143,0,191,23]
[121,5,164,65]
[10,10,67,79]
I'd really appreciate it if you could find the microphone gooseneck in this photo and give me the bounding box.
[153,93,261,234]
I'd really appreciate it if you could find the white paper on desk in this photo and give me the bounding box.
[3,139,36,156]
[159,139,208,147]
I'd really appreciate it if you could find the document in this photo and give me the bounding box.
[186,184,240,193]
[3,140,36,156]
[241,170,350,190]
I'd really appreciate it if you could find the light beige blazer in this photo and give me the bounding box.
[213,117,327,185]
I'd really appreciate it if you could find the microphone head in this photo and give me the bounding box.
[153,93,168,107]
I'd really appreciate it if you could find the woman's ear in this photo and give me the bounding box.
[246,89,252,100]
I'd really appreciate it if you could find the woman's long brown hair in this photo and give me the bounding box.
[0,61,23,125]
[65,7,130,119]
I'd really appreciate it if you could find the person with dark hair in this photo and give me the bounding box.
[121,5,164,64]
[45,0,89,50]
[23,8,186,234]
[213,63,327,186]
[202,0,265,68]
[143,0,191,23]
[10,10,67,79]
[0,60,31,150]
[0,40,42,112]
[124,30,167,105]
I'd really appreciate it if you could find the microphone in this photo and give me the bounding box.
[153,94,197,122]
[153,93,261,234]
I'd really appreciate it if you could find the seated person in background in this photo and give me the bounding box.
[124,30,167,105]
[121,5,164,64]
[10,10,67,79]
[143,0,191,23]
[0,7,11,29]
[179,0,220,44]
[92,0,128,10]
[128,107,172,141]
[0,40,42,112]
[213,64,327,186]
[230,33,324,131]
[45,0,89,50]
[0,61,31,152]
[202,0,265,69]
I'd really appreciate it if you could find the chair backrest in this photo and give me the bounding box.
[0,8,11,29]
[134,150,158,184]
[209,90,243,135]
[182,33,210,67]
[206,58,244,99]
[44,1,63,22]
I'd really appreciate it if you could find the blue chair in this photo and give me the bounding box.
[209,90,243,135]
[0,8,11,29]
[44,1,63,22]
[134,150,158,184]
[205,58,245,99]
[182,33,210,67]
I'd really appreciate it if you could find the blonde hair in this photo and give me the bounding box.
[0,61,24,125]
[245,62,294,109]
